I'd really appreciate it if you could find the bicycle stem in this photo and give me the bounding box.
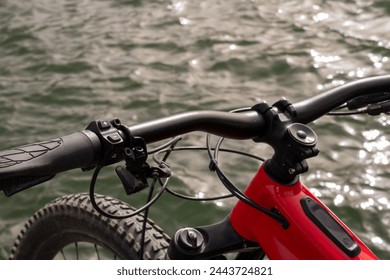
[251,99,319,184]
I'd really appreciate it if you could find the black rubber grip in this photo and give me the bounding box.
[0,130,101,196]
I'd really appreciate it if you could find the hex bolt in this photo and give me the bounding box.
[177,228,204,251]
[289,168,296,175]
[187,230,199,247]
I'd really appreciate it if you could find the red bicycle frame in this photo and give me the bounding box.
[230,164,378,260]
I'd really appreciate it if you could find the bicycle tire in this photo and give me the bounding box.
[9,193,170,260]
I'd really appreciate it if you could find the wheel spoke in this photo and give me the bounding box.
[60,249,66,260]
[94,244,100,260]
[75,242,79,260]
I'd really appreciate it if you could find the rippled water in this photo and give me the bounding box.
[1,0,390,259]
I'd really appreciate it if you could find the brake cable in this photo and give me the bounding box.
[88,108,288,227]
[328,92,390,116]
[205,133,289,228]
[152,145,265,201]
[204,107,290,228]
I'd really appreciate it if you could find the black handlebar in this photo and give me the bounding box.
[0,111,264,196]
[294,75,390,124]
[129,110,266,144]
[1,75,390,195]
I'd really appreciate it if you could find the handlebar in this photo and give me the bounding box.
[0,111,265,196]
[294,75,390,123]
[129,110,266,144]
[1,75,390,195]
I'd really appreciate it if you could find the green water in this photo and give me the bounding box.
[1,0,390,259]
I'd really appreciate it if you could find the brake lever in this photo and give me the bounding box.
[116,165,148,195]
[116,162,171,195]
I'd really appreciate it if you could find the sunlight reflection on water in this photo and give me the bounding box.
[1,0,390,259]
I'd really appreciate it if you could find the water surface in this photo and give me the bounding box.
[1,0,390,259]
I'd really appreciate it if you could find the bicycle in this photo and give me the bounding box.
[1,75,389,260]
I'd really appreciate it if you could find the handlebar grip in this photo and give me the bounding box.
[0,130,101,196]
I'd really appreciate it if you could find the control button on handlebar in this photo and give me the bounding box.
[98,120,111,130]
[107,133,122,143]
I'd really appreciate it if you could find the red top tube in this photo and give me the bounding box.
[230,165,378,260]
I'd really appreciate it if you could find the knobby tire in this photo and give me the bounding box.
[9,193,170,260]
